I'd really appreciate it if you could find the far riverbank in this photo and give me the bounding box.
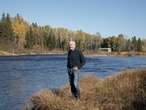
[0,49,146,57]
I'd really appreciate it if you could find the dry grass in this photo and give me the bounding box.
[24,69,146,110]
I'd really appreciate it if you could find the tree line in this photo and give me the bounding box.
[0,13,145,52]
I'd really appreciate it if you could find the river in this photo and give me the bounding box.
[0,55,146,110]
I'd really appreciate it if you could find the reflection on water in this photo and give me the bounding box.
[0,55,146,110]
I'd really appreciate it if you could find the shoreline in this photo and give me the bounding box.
[0,50,66,57]
[24,69,146,110]
[0,50,146,57]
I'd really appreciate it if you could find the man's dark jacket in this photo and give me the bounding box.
[67,49,86,69]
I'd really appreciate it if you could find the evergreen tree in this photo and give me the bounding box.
[137,38,142,52]
[25,27,35,48]
[131,36,137,51]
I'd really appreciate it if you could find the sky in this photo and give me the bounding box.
[0,0,146,38]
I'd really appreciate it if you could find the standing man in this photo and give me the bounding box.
[67,40,86,100]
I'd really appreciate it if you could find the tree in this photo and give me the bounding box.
[131,36,137,51]
[125,39,132,51]
[12,14,29,49]
[1,13,146,53]
[116,34,125,52]
[142,39,146,51]
[137,38,142,52]
[1,13,15,41]
[25,27,35,48]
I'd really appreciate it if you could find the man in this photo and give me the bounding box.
[67,40,86,100]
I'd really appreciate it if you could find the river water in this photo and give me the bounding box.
[0,55,146,110]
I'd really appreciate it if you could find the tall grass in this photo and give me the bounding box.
[24,69,146,110]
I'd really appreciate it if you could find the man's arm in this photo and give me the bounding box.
[79,50,86,68]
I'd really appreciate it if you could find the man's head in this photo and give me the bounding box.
[69,41,76,51]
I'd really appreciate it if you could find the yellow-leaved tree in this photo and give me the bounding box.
[12,14,29,49]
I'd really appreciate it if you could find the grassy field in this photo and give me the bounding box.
[24,69,146,110]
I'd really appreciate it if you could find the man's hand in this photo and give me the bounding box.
[73,66,78,71]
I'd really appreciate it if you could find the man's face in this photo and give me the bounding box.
[69,41,76,51]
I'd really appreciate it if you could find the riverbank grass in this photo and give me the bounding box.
[24,69,146,110]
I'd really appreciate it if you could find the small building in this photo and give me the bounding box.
[99,48,112,53]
